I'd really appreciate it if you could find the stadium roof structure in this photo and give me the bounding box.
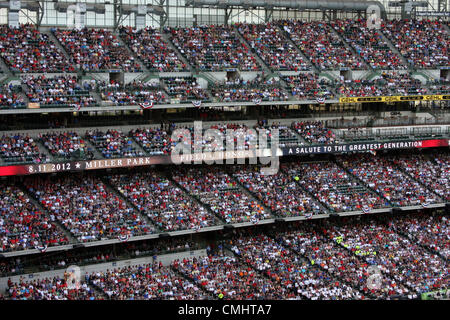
[0,0,447,29]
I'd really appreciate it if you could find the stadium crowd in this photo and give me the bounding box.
[119,26,187,72]
[97,80,167,105]
[172,166,270,224]
[1,209,448,299]
[282,161,388,212]
[0,24,73,73]
[0,236,200,277]
[212,86,288,103]
[86,129,143,158]
[0,20,448,111]
[331,19,406,70]
[163,77,209,102]
[40,131,93,160]
[325,216,449,294]
[392,153,450,202]
[0,16,449,303]
[230,233,362,299]
[0,133,49,163]
[207,123,258,151]
[336,72,430,97]
[0,84,26,109]
[335,72,424,97]
[108,172,216,231]
[101,88,167,106]
[25,175,154,242]
[280,20,364,70]
[231,165,322,218]
[382,19,449,68]
[23,75,96,108]
[169,122,260,153]
[236,22,311,71]
[0,185,68,253]
[173,251,286,299]
[88,262,207,300]
[52,28,141,72]
[6,276,102,300]
[338,154,441,207]
[278,222,413,299]
[282,73,335,100]
[389,212,449,259]
[166,25,260,71]
[291,121,338,145]
[130,127,173,155]
[255,122,303,148]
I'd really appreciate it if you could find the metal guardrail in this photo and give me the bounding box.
[328,116,450,129]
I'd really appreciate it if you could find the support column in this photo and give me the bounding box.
[8,0,20,28]
[135,4,147,30]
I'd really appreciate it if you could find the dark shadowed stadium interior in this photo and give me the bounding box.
[0,0,448,301]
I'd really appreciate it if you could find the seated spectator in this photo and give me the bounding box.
[108,172,216,231]
[280,20,364,70]
[0,185,68,253]
[23,75,96,108]
[332,19,407,70]
[86,129,143,158]
[236,22,310,71]
[231,165,321,217]
[292,121,338,145]
[119,26,187,72]
[53,28,141,72]
[25,175,154,242]
[0,259,24,277]
[40,131,93,160]
[7,276,102,300]
[88,262,207,299]
[130,127,173,155]
[0,84,25,109]
[338,154,441,207]
[163,77,209,102]
[166,25,260,71]
[283,161,388,212]
[0,133,48,163]
[383,19,449,68]
[0,24,74,73]
[172,166,270,224]
[282,73,334,100]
